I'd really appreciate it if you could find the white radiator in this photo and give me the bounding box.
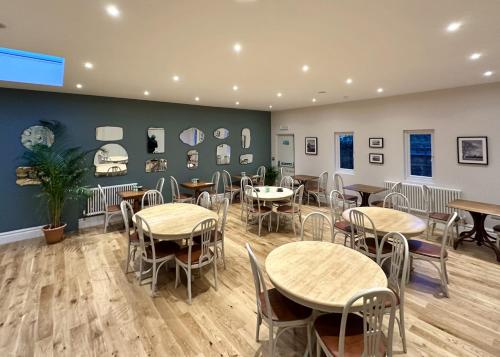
[84,183,137,216]
[384,181,461,214]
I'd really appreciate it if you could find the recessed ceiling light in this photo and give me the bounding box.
[195,96,200,101]
[446,21,462,32]
[84,62,93,69]
[312,98,317,103]
[377,88,384,93]
[235,101,240,105]
[172,75,180,82]
[106,4,120,18]
[269,105,273,109]
[233,85,239,91]
[469,52,482,60]
[277,92,283,97]
[302,64,310,72]
[346,78,353,84]
[76,83,83,89]
[483,71,493,77]
[144,91,149,96]
[233,43,242,53]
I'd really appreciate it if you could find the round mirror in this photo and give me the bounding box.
[21,125,55,150]
[94,144,128,177]
[214,128,229,139]
[216,144,231,165]
[180,127,205,146]
[187,149,199,169]
[241,128,251,148]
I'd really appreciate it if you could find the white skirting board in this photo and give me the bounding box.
[0,225,44,245]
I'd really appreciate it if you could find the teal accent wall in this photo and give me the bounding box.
[0,88,271,232]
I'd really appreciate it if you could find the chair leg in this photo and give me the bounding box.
[440,262,449,297]
[306,322,313,357]
[316,337,321,357]
[398,307,407,353]
[268,214,271,232]
[187,268,192,304]
[150,261,157,296]
[125,241,131,273]
[258,216,262,236]
[104,213,109,233]
[255,313,262,342]
[276,214,280,232]
[175,262,180,288]
[269,323,274,357]
[292,214,296,235]
[213,257,218,290]
[138,257,144,284]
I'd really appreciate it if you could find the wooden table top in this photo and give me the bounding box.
[265,241,387,312]
[133,203,218,240]
[448,199,500,216]
[250,186,293,202]
[293,174,319,181]
[180,181,214,190]
[342,207,426,237]
[343,184,386,194]
[118,189,148,200]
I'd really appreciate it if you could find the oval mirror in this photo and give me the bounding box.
[239,154,254,165]
[214,128,229,139]
[94,143,128,177]
[216,144,231,165]
[96,126,123,141]
[180,127,205,146]
[241,128,251,148]
[21,125,55,150]
[187,149,199,169]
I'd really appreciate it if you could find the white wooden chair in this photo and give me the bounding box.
[275,185,304,235]
[97,184,121,232]
[246,243,312,357]
[175,218,218,304]
[314,287,396,357]
[240,176,254,219]
[383,192,410,213]
[222,170,239,203]
[330,189,357,245]
[371,181,402,207]
[196,191,211,209]
[244,185,272,236]
[407,212,457,297]
[273,175,294,209]
[135,215,179,296]
[120,200,140,274]
[494,224,500,249]
[256,166,266,186]
[378,231,409,353]
[422,184,460,242]
[141,189,164,209]
[155,177,165,194]
[170,176,193,203]
[333,173,358,207]
[307,171,328,207]
[300,211,333,242]
[208,171,220,208]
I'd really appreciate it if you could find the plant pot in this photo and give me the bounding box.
[42,223,67,244]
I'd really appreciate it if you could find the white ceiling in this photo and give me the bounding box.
[0,0,499,111]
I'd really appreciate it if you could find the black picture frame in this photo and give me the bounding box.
[305,137,318,155]
[369,137,384,148]
[457,136,488,165]
[369,153,384,164]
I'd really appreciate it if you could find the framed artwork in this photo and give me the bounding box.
[305,137,318,155]
[147,128,165,153]
[457,136,488,165]
[369,137,384,148]
[369,153,384,164]
[145,159,168,173]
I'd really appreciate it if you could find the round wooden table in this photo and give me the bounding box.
[132,203,218,240]
[249,186,293,202]
[265,241,387,312]
[342,207,426,237]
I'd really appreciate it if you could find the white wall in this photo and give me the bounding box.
[271,82,500,223]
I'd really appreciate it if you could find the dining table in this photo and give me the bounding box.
[448,199,500,262]
[180,181,214,198]
[118,188,149,212]
[249,186,294,202]
[292,174,319,203]
[343,184,386,207]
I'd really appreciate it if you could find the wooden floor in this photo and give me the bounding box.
[1,203,500,356]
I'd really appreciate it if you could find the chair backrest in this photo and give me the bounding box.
[279,175,294,190]
[196,191,211,208]
[97,184,109,209]
[383,192,410,213]
[170,176,181,202]
[211,171,220,194]
[244,185,263,213]
[141,189,164,209]
[120,200,134,239]
[256,166,266,185]
[349,209,379,255]
[155,177,165,194]
[292,184,305,210]
[333,173,345,193]
[300,212,332,242]
[318,171,328,192]
[246,243,272,322]
[378,232,409,301]
[135,214,156,258]
[217,198,230,236]
[222,170,232,190]
[187,218,217,266]
[240,176,254,204]
[391,182,403,194]
[338,288,396,357]
[421,184,433,214]
[441,212,458,258]
[329,189,347,224]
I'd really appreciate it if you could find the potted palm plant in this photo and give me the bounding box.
[22,121,90,244]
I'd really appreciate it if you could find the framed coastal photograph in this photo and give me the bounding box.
[369,153,384,164]
[369,137,384,148]
[147,128,165,154]
[305,137,318,155]
[457,136,488,165]
[145,159,168,173]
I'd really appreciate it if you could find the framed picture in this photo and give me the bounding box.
[145,159,168,173]
[147,128,165,154]
[305,137,318,155]
[457,136,488,165]
[369,137,384,148]
[369,153,384,164]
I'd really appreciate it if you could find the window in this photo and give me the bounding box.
[335,132,354,171]
[405,130,433,179]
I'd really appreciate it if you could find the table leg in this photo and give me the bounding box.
[133,198,141,212]
[454,211,500,262]
[360,192,371,207]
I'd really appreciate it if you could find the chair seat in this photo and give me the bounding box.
[259,288,312,322]
[129,231,139,242]
[273,199,291,206]
[175,245,214,264]
[276,205,299,213]
[145,241,179,259]
[408,239,446,259]
[385,287,401,308]
[248,205,272,213]
[370,200,384,207]
[107,204,121,212]
[365,237,392,255]
[493,225,500,233]
[429,212,451,221]
[314,313,385,357]
[178,193,193,199]
[343,194,358,202]
[334,220,356,233]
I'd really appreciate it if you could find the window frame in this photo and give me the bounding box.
[335,131,355,174]
[404,129,434,182]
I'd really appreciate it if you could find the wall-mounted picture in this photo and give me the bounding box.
[94,143,128,177]
[16,166,41,186]
[369,137,384,148]
[147,128,165,154]
[96,126,123,141]
[21,125,55,150]
[369,153,384,164]
[145,159,168,173]
[305,137,318,155]
[457,136,488,165]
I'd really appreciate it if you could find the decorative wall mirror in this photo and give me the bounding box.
[214,128,229,139]
[16,166,41,186]
[180,127,205,146]
[94,143,128,177]
[95,126,123,141]
[216,144,231,165]
[239,154,254,165]
[21,125,55,150]
[241,128,251,148]
[187,149,199,169]
[147,127,165,153]
[145,159,168,173]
